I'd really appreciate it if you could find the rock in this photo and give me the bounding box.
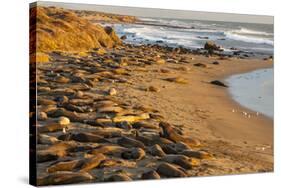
[148,144,166,157]
[108,88,117,96]
[162,154,194,170]
[165,77,188,84]
[106,174,132,181]
[156,162,186,177]
[104,26,122,45]
[80,153,106,172]
[181,150,212,159]
[159,122,200,147]
[120,35,127,40]
[210,80,228,87]
[156,40,164,43]
[141,170,161,179]
[58,116,70,126]
[38,112,48,121]
[121,148,146,160]
[204,41,221,52]
[197,36,209,39]
[193,63,207,68]
[117,136,145,149]
[148,86,160,92]
[212,61,220,65]
[37,171,93,186]
[47,160,82,173]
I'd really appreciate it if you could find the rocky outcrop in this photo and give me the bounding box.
[30,6,122,54]
[204,41,222,53]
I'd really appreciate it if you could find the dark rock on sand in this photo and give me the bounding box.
[210,80,228,87]
[212,61,220,65]
[204,41,221,52]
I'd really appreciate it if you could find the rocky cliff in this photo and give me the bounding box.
[30,6,122,54]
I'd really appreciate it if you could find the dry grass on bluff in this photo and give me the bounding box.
[30,6,122,56]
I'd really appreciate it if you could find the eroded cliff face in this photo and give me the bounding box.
[30,6,122,55]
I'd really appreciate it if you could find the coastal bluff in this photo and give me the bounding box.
[30,6,126,59]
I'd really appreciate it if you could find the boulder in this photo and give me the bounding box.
[204,41,221,51]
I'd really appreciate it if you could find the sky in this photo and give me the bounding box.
[34,1,274,24]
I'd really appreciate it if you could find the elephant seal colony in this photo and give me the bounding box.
[32,6,273,186]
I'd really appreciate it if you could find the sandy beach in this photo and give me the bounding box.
[30,6,274,185]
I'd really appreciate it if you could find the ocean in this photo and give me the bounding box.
[113,17,273,57]
[226,68,274,118]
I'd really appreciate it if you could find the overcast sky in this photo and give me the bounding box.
[35,1,273,24]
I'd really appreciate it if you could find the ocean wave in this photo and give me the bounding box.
[233,27,273,36]
[224,31,274,45]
